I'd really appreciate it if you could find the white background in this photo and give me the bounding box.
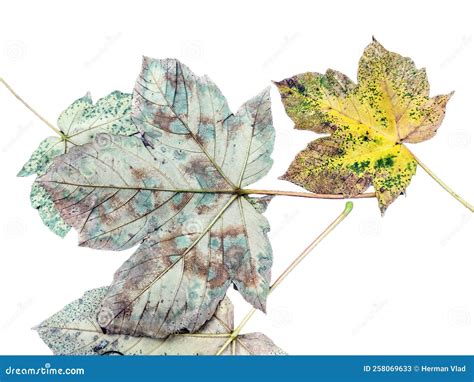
[0,0,472,355]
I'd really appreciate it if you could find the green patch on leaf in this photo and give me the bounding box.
[30,183,70,238]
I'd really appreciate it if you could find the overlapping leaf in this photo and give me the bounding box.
[275,39,452,212]
[18,91,136,236]
[38,58,275,338]
[36,288,285,355]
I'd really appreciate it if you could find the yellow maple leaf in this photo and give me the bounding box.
[275,38,453,213]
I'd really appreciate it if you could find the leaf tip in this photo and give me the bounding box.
[17,169,28,177]
[368,37,387,53]
[141,55,151,67]
[378,203,388,217]
[272,79,285,89]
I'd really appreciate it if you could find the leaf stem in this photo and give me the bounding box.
[38,180,376,200]
[240,189,375,199]
[216,201,354,355]
[0,77,63,136]
[408,149,473,212]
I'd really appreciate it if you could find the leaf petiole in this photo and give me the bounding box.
[408,148,473,212]
[240,188,375,199]
[216,201,354,355]
[1,77,63,136]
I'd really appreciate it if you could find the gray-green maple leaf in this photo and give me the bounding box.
[36,288,285,355]
[18,91,137,237]
[37,58,275,338]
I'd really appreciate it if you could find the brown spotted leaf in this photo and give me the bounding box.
[275,39,453,212]
[36,288,285,355]
[38,58,275,338]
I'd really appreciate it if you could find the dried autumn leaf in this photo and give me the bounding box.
[18,91,137,236]
[275,39,453,212]
[38,58,275,338]
[36,288,285,355]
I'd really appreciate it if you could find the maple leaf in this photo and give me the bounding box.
[275,39,453,212]
[37,58,275,338]
[35,288,285,355]
[18,91,137,236]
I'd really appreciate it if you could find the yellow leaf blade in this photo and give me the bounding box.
[276,39,452,212]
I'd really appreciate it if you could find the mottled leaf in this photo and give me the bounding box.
[19,91,137,236]
[245,195,274,214]
[36,288,285,355]
[275,39,452,212]
[30,183,70,238]
[38,58,275,338]
[19,91,136,177]
[18,136,65,178]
